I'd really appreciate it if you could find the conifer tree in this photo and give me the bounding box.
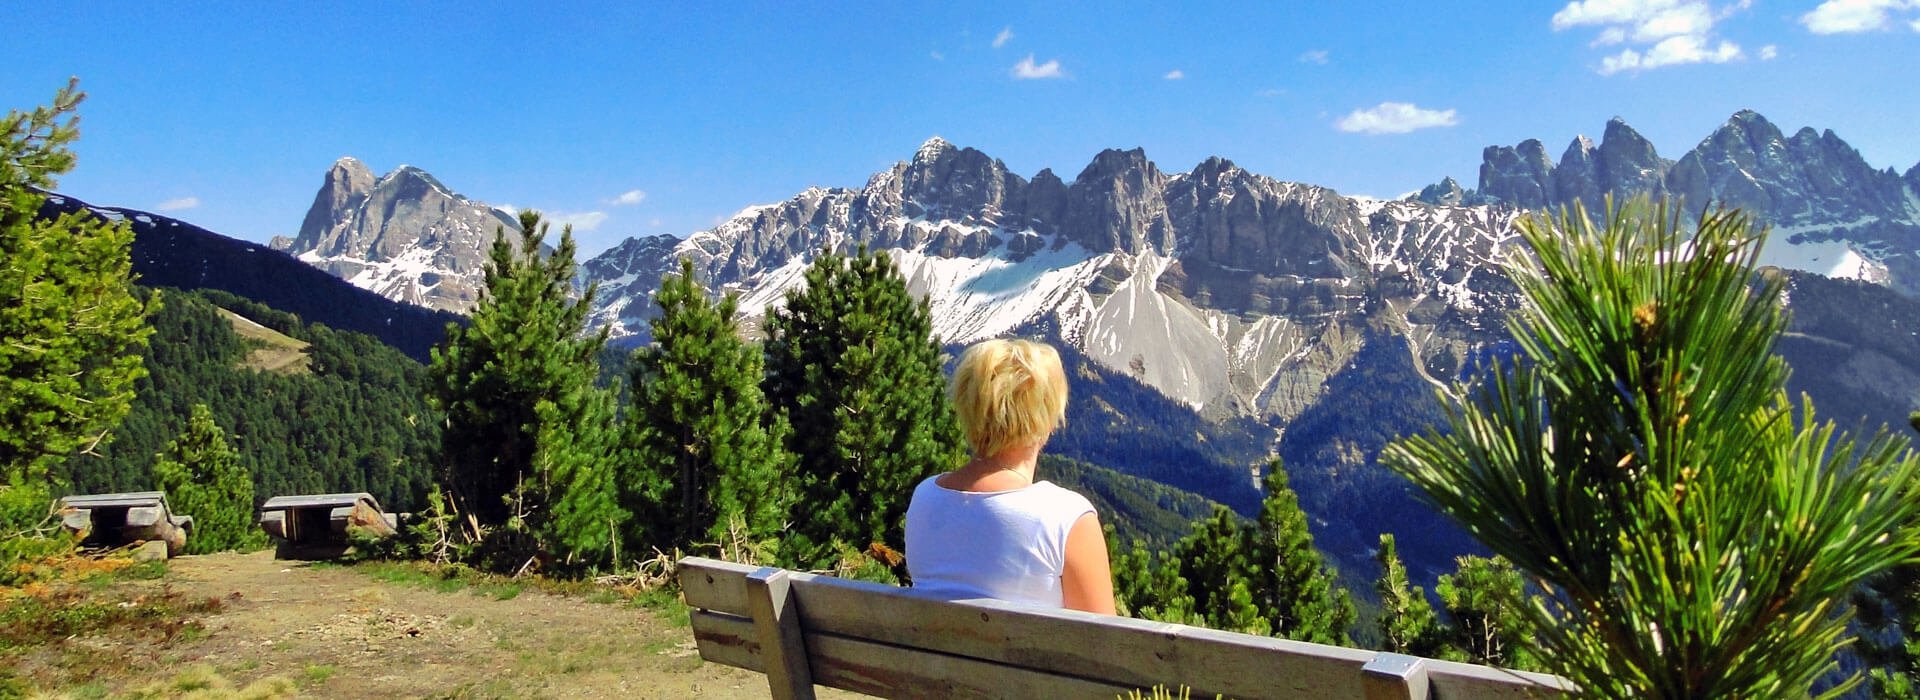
[151,404,260,554]
[1109,527,1200,624]
[1435,554,1537,670]
[1244,460,1354,645]
[428,212,621,569]
[0,79,154,484]
[1384,199,1920,696]
[624,260,795,560]
[762,247,964,568]
[1374,533,1443,657]
[1173,506,1267,634]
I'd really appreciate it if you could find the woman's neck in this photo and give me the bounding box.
[957,444,1042,485]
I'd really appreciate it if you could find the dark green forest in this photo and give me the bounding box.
[60,288,440,511]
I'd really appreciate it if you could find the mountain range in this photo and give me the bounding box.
[242,111,1920,579]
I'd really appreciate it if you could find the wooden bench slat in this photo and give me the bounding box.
[807,631,1141,699]
[680,557,756,614]
[690,610,762,672]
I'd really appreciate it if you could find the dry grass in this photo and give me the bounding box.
[216,309,309,375]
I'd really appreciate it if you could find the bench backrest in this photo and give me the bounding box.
[678,556,1571,700]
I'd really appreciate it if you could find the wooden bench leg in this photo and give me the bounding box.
[1362,652,1430,700]
[748,567,815,700]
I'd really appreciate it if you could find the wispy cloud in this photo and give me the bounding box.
[155,196,199,212]
[1255,88,1286,98]
[1759,44,1778,60]
[1011,54,1066,79]
[1553,0,1750,75]
[1800,0,1920,34]
[1334,102,1459,134]
[930,50,945,61]
[1598,33,1742,74]
[1297,49,1329,64]
[1163,69,1185,80]
[608,189,647,206]
[547,211,607,232]
[649,218,663,228]
[993,26,1014,48]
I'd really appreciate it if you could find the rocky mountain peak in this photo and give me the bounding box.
[1478,138,1556,209]
[900,138,1021,226]
[1063,147,1172,253]
[275,159,523,313]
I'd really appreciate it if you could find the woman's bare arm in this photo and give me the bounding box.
[1061,511,1117,615]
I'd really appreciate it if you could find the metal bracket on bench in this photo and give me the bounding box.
[747,567,815,700]
[1363,652,1430,700]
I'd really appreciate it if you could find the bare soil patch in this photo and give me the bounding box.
[15,551,851,698]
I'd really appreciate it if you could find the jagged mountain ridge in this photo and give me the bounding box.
[588,138,1518,425]
[271,157,524,313]
[1453,111,1920,293]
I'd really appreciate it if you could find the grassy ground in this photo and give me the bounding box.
[217,309,310,375]
[0,551,843,699]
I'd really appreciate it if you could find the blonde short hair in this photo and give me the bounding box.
[951,339,1069,458]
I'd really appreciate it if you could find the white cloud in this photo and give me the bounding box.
[546,211,607,232]
[1334,102,1459,134]
[650,218,663,228]
[930,50,945,61]
[1011,54,1065,79]
[496,203,519,216]
[1759,43,1778,59]
[154,196,199,212]
[1800,0,1920,34]
[1298,49,1329,64]
[1598,34,1742,74]
[993,26,1013,48]
[1554,0,1752,74]
[1163,69,1185,80]
[608,189,647,206]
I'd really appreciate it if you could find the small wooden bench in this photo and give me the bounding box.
[679,557,1571,699]
[258,492,403,560]
[58,491,194,558]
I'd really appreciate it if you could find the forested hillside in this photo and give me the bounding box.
[37,193,463,362]
[60,288,440,510]
[1039,454,1219,549]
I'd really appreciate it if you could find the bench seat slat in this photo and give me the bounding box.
[691,610,762,672]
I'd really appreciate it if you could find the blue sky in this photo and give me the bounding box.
[5,1,1917,256]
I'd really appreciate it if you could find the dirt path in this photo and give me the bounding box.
[95,551,846,699]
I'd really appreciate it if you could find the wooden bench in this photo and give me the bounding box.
[258,492,403,560]
[679,557,1571,699]
[58,491,194,558]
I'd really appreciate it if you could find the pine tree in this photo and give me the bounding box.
[1374,533,1443,657]
[1172,506,1266,634]
[151,404,260,554]
[624,260,795,561]
[1434,554,1537,670]
[762,247,964,568]
[427,212,621,570]
[1244,460,1354,645]
[1384,199,1920,696]
[1109,526,1200,624]
[0,79,154,484]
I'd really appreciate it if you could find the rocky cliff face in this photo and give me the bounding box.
[272,158,522,312]
[1469,112,1920,294]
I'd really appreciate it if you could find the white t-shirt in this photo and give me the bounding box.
[903,475,1097,608]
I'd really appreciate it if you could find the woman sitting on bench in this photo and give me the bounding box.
[904,339,1116,614]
